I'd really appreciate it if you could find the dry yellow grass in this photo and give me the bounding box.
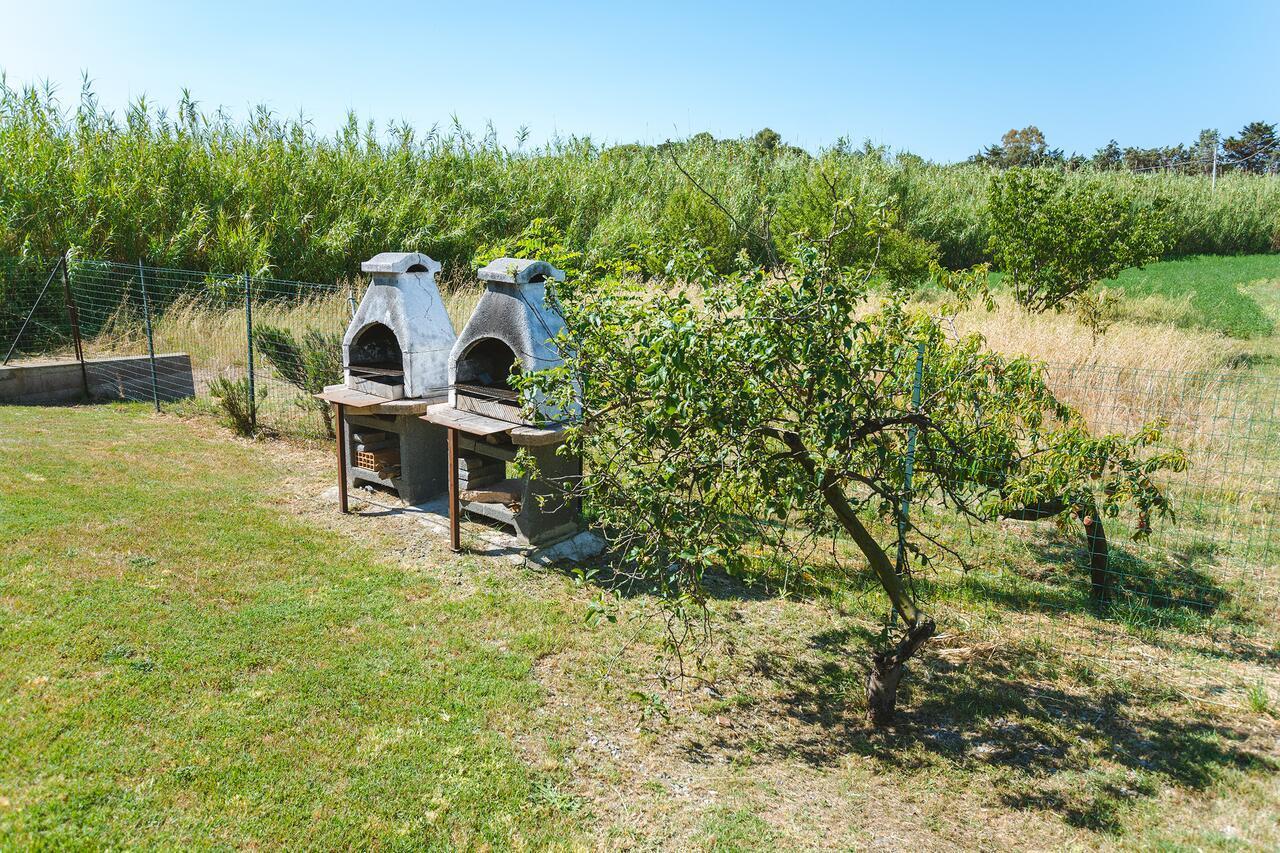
[950,298,1279,591]
[951,294,1241,376]
[81,285,485,373]
[948,296,1249,442]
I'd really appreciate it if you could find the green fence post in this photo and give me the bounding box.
[896,340,925,573]
[138,261,160,412]
[245,272,256,434]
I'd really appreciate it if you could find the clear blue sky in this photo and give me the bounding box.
[1,0,1275,162]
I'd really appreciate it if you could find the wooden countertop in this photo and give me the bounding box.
[314,385,440,415]
[421,403,569,446]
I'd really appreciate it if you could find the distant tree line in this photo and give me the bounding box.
[971,122,1280,175]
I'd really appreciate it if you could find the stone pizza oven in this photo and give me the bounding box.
[448,257,566,425]
[318,251,456,506]
[343,252,455,401]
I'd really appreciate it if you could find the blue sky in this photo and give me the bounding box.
[0,0,1275,161]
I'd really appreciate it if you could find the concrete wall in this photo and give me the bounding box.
[0,354,195,405]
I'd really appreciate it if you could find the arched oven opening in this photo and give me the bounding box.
[347,322,405,398]
[454,337,523,422]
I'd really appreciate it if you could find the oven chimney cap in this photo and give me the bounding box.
[360,251,442,275]
[477,257,565,286]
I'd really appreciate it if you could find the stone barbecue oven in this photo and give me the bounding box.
[322,252,585,550]
[316,251,457,507]
[343,252,455,401]
[448,258,566,425]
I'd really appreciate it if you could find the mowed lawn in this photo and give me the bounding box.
[3,403,1279,850]
[983,252,1280,339]
[1106,253,1280,338]
[0,404,582,848]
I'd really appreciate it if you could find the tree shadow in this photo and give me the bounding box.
[973,536,1241,626]
[681,632,1277,833]
[549,546,849,604]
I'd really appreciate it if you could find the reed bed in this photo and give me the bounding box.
[2,80,1277,298]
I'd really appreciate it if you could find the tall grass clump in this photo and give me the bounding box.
[2,77,1277,291]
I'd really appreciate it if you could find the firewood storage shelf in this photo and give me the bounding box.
[315,385,447,508]
[421,403,579,550]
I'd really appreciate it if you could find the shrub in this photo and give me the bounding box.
[252,325,343,435]
[208,376,262,436]
[987,168,1171,312]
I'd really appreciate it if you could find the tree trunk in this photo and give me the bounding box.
[1084,507,1111,603]
[765,427,935,725]
[322,405,335,439]
[1002,497,1112,602]
[866,618,936,726]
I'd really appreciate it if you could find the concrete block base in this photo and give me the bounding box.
[0,354,195,405]
[325,485,603,568]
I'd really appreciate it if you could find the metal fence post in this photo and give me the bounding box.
[896,340,926,573]
[60,252,90,400]
[244,271,257,433]
[138,260,160,412]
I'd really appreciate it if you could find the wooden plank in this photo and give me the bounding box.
[373,397,440,414]
[421,403,513,437]
[314,384,436,415]
[458,436,518,461]
[509,424,568,447]
[334,403,348,514]
[316,384,385,408]
[447,427,461,552]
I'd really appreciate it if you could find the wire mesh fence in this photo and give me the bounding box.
[1034,363,1279,614]
[3,255,354,439]
[3,253,1277,694]
[893,358,1280,699]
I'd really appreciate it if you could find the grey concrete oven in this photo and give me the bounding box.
[336,252,456,504]
[448,258,568,424]
[439,258,581,545]
[344,252,455,400]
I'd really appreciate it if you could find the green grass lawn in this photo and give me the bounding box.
[986,253,1280,338]
[2,404,1277,849]
[0,404,583,848]
[1105,253,1280,338]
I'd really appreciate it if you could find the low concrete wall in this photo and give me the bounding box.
[0,354,196,405]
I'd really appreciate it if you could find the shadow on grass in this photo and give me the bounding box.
[685,631,1277,834]
[965,537,1242,626]
[546,547,854,605]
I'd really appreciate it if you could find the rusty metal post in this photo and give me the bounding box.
[60,253,90,400]
[447,426,461,552]
[335,402,349,514]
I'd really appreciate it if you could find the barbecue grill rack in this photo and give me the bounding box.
[347,364,405,377]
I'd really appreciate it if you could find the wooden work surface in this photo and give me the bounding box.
[314,384,437,415]
[422,403,569,446]
[421,403,512,437]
